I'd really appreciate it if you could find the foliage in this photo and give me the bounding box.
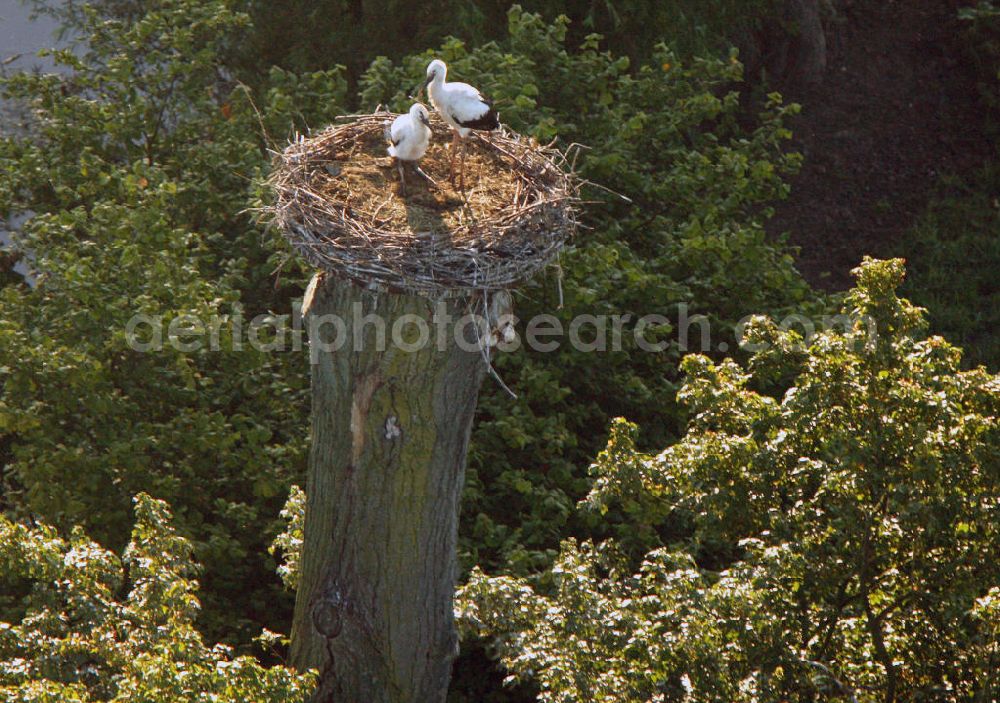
[900,2,1000,374]
[0,493,315,702]
[959,0,1000,123]
[270,485,305,592]
[458,259,1000,701]
[359,6,820,575]
[0,0,346,644]
[888,2,1000,382]
[898,168,1000,371]
[234,0,780,89]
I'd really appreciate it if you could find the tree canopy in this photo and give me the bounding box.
[457,258,1000,701]
[0,493,315,702]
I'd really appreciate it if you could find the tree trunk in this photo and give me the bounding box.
[786,0,828,86]
[290,274,489,703]
[739,0,831,88]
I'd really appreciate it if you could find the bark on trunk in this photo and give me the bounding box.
[786,0,828,86]
[738,0,831,88]
[290,274,489,703]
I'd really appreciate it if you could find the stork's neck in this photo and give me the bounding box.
[427,74,445,104]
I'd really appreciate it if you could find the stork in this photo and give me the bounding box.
[421,59,499,192]
[385,103,434,195]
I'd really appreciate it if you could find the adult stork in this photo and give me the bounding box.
[385,103,434,195]
[421,59,499,192]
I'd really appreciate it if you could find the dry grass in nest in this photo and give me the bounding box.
[264,112,579,295]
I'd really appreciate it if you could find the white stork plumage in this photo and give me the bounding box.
[421,59,499,191]
[385,103,434,195]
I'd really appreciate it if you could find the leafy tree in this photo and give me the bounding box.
[233,0,779,89]
[0,493,315,702]
[457,259,1000,701]
[0,0,346,643]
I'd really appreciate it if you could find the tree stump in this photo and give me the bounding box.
[290,276,489,702]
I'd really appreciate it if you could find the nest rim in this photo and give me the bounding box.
[264,111,579,297]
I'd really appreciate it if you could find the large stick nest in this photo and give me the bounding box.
[264,112,579,295]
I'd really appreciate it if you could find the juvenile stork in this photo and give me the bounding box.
[386,103,434,195]
[421,59,499,192]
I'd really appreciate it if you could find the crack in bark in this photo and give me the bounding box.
[350,371,382,464]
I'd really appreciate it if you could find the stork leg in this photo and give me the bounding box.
[396,159,407,196]
[449,130,460,186]
[459,138,467,194]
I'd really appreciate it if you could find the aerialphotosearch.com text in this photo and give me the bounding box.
[125,301,877,364]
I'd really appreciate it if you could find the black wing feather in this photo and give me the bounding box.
[453,96,499,131]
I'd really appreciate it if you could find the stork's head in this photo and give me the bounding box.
[423,59,447,90]
[425,59,447,80]
[410,103,431,128]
